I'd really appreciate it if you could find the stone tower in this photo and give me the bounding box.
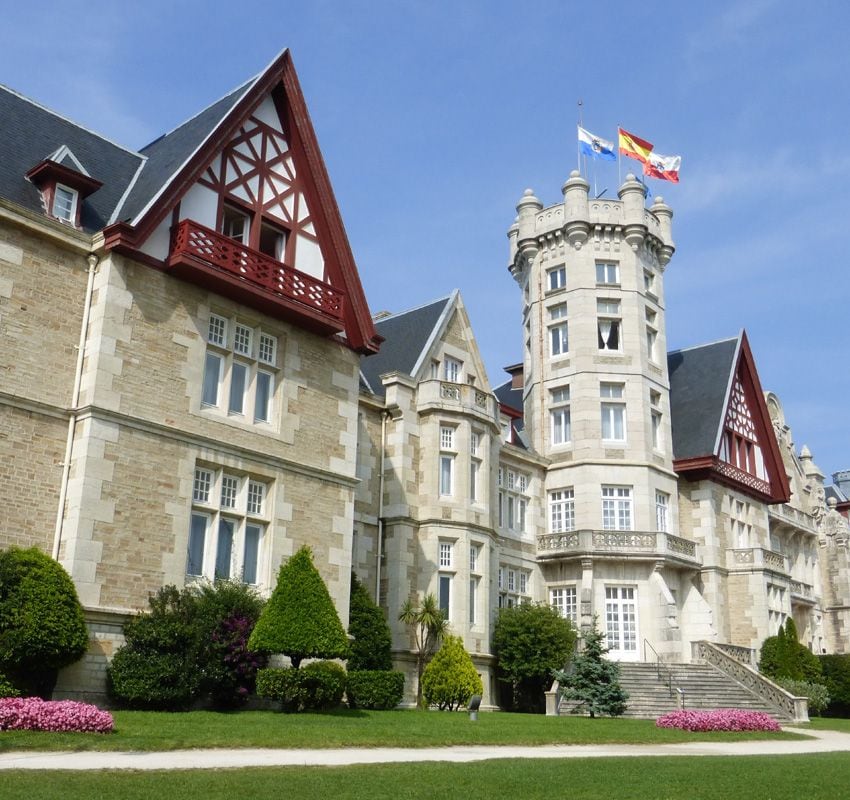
[506,172,692,661]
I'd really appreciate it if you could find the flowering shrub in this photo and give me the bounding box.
[656,708,781,732]
[0,697,113,733]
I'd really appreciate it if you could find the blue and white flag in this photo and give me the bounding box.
[578,126,616,161]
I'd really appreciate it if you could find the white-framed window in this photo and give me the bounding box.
[600,383,626,441]
[439,541,453,568]
[650,390,663,451]
[644,269,657,296]
[469,430,482,503]
[550,488,575,533]
[52,184,78,223]
[439,455,454,496]
[202,313,277,425]
[499,563,531,607]
[596,262,619,285]
[602,486,633,531]
[597,299,621,351]
[550,386,571,445]
[550,321,569,357]
[469,543,481,573]
[646,308,658,363]
[550,586,578,624]
[444,357,462,383]
[731,498,752,548]
[548,266,566,291]
[499,466,530,533]
[656,491,669,532]
[187,465,267,584]
[440,426,456,450]
[222,204,250,244]
[469,577,478,625]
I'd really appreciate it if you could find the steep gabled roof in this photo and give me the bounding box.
[668,331,790,503]
[359,295,454,397]
[0,84,143,231]
[493,378,523,414]
[668,336,739,461]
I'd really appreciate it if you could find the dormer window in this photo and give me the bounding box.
[52,184,78,223]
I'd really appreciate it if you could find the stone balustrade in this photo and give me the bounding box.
[769,503,819,536]
[727,547,789,574]
[415,379,496,421]
[538,529,699,566]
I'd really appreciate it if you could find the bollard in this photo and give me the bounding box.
[468,694,482,721]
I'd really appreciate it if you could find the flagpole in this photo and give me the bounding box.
[617,124,622,187]
[577,99,583,176]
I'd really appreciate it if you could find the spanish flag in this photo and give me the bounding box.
[618,128,653,164]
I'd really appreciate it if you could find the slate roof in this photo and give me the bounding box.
[0,78,253,232]
[359,296,454,397]
[0,85,143,231]
[494,379,523,414]
[667,336,739,461]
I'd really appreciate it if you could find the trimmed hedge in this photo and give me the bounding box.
[108,650,197,711]
[249,547,349,668]
[0,547,89,698]
[347,670,405,710]
[256,661,347,712]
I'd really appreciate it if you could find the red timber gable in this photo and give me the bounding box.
[103,49,381,354]
[674,332,790,504]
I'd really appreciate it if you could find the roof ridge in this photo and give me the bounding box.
[667,335,739,356]
[0,83,144,158]
[373,293,454,324]
[139,76,256,151]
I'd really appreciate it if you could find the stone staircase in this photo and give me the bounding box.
[609,662,792,721]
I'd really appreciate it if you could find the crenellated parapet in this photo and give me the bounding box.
[507,171,675,276]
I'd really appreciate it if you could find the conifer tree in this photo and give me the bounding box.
[348,572,392,671]
[555,617,628,718]
[248,546,349,668]
[421,634,483,710]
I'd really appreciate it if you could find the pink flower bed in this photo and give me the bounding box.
[0,697,113,733]
[656,708,781,732]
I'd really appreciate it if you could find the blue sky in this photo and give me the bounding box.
[2,1,847,480]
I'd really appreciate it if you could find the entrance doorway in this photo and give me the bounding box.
[605,586,639,660]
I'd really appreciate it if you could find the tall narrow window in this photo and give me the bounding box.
[550,586,578,624]
[222,205,250,243]
[548,266,566,291]
[600,383,626,441]
[52,184,78,223]
[550,488,575,532]
[548,303,569,357]
[597,299,621,351]
[655,491,669,532]
[550,386,571,445]
[444,357,462,383]
[645,308,658,362]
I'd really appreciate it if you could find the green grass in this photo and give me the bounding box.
[3,754,850,800]
[800,716,850,733]
[0,708,805,752]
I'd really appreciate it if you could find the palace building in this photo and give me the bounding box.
[0,52,847,706]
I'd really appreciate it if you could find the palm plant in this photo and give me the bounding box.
[398,593,448,708]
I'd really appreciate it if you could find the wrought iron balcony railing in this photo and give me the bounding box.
[168,219,345,334]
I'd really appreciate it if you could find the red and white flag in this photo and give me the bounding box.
[644,151,681,183]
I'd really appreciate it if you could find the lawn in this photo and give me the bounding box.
[0,708,805,752]
[804,716,850,733]
[3,754,850,800]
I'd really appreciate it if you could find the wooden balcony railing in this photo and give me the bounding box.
[168,219,346,334]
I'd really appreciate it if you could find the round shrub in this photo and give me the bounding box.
[0,547,89,697]
[421,635,483,711]
[0,697,113,733]
[348,573,392,672]
[107,649,198,711]
[347,670,404,710]
[775,678,830,715]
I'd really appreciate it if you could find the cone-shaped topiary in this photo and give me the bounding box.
[248,546,349,668]
[421,634,483,710]
[348,572,392,671]
[0,547,89,698]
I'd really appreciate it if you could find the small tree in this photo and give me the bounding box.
[555,617,628,718]
[493,602,575,712]
[760,619,823,684]
[0,547,89,697]
[421,635,483,710]
[248,546,349,668]
[348,572,392,671]
[399,593,447,708]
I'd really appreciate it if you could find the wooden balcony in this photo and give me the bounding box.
[167,219,346,335]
